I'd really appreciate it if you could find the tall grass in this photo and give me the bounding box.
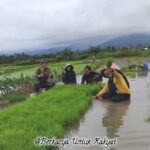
[0,84,101,150]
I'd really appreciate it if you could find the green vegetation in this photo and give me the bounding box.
[0,84,101,150]
[0,75,34,102]
[124,71,136,78]
[1,46,150,65]
[4,91,29,103]
[0,59,104,103]
[0,59,104,79]
[121,63,143,72]
[2,48,150,78]
[0,64,37,74]
[1,46,150,150]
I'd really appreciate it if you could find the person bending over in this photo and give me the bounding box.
[93,68,130,102]
[81,65,102,84]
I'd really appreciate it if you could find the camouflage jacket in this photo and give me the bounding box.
[35,67,52,83]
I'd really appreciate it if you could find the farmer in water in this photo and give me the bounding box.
[93,62,130,102]
[81,65,102,84]
[34,59,55,93]
[62,64,77,84]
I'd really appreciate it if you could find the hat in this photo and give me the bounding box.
[111,62,120,70]
[65,64,73,71]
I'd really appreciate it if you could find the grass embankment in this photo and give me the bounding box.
[0,84,101,150]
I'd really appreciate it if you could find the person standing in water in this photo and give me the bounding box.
[93,63,130,102]
[62,64,77,84]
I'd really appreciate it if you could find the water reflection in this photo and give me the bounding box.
[144,106,150,123]
[101,101,130,138]
[127,71,149,79]
[136,71,149,78]
[63,71,150,150]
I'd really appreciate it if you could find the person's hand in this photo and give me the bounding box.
[49,74,53,79]
[94,74,100,80]
[38,73,44,77]
[92,96,97,100]
[92,96,102,100]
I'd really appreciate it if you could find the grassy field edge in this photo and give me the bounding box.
[0,84,101,150]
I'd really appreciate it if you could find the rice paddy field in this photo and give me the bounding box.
[1,57,150,150]
[0,59,105,79]
[0,84,101,150]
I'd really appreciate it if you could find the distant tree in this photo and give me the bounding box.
[61,48,73,59]
[106,45,111,52]
[89,45,100,55]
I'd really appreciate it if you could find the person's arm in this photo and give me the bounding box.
[96,84,109,97]
[48,69,54,79]
[35,68,42,79]
[94,72,103,82]
[62,72,66,83]
[81,75,85,84]
[41,68,49,80]
[73,71,77,84]
[113,69,123,80]
[99,73,103,81]
[113,70,129,88]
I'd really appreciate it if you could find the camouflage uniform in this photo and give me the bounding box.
[34,67,55,92]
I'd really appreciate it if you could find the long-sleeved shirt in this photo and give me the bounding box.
[97,70,130,96]
[81,71,102,84]
[62,70,77,84]
[35,67,52,84]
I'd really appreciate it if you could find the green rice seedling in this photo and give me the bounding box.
[4,91,29,103]
[0,83,102,150]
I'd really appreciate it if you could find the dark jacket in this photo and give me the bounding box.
[81,71,102,84]
[62,70,77,84]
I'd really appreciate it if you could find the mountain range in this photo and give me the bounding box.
[101,33,150,48]
[28,33,150,54]
[1,33,150,55]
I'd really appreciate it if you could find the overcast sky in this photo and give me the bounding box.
[0,0,150,52]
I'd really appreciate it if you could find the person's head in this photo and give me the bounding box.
[84,65,92,75]
[65,64,73,72]
[101,68,114,78]
[40,59,48,68]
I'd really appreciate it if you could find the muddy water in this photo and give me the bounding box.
[0,101,10,110]
[62,72,150,150]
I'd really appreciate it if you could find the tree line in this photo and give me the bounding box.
[0,45,150,65]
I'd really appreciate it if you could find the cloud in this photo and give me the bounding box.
[0,0,150,52]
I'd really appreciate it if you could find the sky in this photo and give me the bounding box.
[0,0,150,52]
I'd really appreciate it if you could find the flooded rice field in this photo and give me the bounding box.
[62,72,150,150]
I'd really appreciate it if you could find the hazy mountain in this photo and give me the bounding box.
[1,33,150,55]
[19,35,110,55]
[101,34,150,48]
[27,34,150,55]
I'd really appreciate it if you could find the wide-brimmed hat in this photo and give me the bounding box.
[65,64,73,71]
